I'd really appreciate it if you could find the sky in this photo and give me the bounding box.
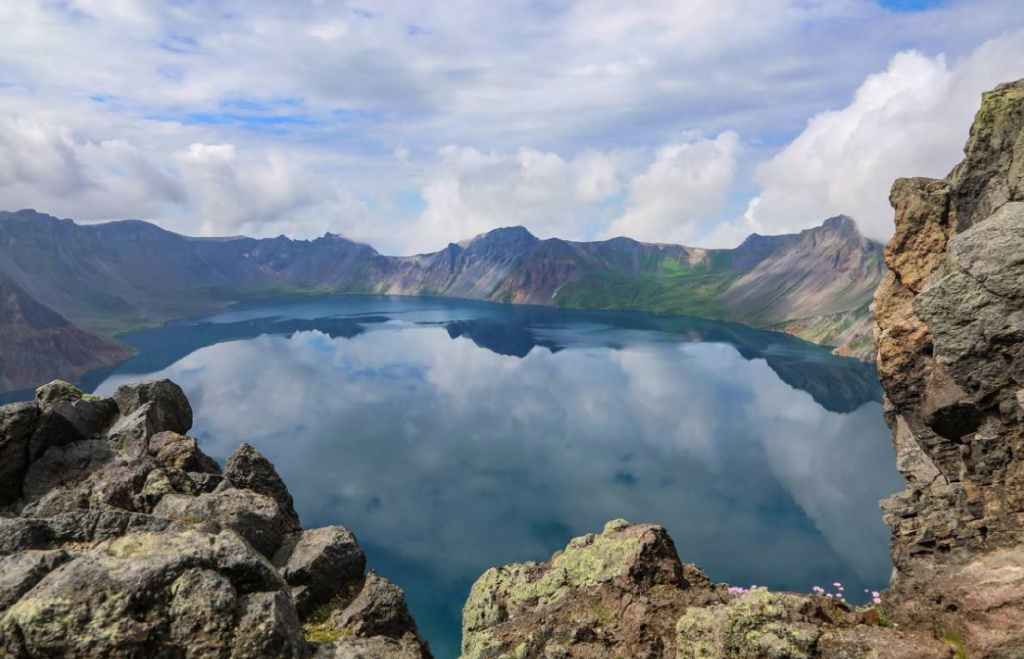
[1,0,1024,254]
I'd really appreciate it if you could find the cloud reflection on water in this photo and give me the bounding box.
[91,300,900,659]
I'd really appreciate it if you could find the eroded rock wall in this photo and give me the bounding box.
[874,79,1024,657]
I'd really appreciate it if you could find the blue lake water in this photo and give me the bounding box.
[25,295,903,658]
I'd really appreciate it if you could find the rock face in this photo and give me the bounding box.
[874,79,1024,658]
[458,520,947,659]
[0,379,431,659]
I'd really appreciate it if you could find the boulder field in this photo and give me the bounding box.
[0,379,431,659]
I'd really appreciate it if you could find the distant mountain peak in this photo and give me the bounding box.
[475,225,538,242]
[460,225,539,250]
[822,214,856,229]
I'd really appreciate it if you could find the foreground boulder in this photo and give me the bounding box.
[0,379,431,659]
[458,520,948,659]
[874,79,1024,658]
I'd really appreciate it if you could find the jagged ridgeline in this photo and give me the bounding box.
[0,210,884,394]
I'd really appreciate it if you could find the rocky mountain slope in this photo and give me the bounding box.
[0,379,431,658]
[0,210,883,395]
[0,272,131,393]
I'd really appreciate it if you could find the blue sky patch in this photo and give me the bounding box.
[877,0,945,11]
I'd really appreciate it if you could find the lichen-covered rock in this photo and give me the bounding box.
[274,526,367,617]
[314,635,432,659]
[459,520,718,659]
[0,379,422,659]
[874,78,1024,658]
[0,549,73,610]
[458,520,951,659]
[676,589,823,659]
[0,530,303,659]
[153,488,288,558]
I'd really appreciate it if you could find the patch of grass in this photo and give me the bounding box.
[940,628,969,659]
[554,269,739,318]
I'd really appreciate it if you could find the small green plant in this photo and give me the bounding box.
[941,629,969,659]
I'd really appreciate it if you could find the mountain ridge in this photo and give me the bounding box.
[0,209,885,393]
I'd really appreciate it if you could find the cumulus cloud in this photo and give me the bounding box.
[740,29,1024,243]
[603,132,739,243]
[0,115,184,219]
[1,1,1024,246]
[175,143,316,235]
[404,145,631,252]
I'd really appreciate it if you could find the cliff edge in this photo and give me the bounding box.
[874,79,1024,657]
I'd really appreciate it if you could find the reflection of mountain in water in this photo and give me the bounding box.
[435,305,881,414]
[2,300,880,414]
[443,320,562,358]
[0,315,387,404]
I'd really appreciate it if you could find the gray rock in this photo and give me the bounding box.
[0,530,301,659]
[0,402,39,508]
[0,509,190,554]
[0,549,73,611]
[274,526,366,617]
[149,431,221,474]
[153,489,287,558]
[315,636,432,659]
[109,380,193,457]
[334,572,418,640]
[224,443,302,534]
[232,590,306,659]
[27,383,119,462]
[112,379,193,435]
[20,439,115,507]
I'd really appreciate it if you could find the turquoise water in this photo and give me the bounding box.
[47,295,898,658]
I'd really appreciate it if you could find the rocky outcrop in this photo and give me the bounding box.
[873,79,1024,658]
[458,519,947,659]
[0,379,431,659]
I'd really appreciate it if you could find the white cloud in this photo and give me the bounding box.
[0,115,184,220]
[0,1,1023,247]
[742,29,1024,243]
[175,143,315,235]
[404,145,631,252]
[173,142,380,241]
[603,132,740,243]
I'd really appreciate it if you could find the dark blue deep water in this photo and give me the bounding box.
[27,295,902,658]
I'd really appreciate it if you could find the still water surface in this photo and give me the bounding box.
[62,295,898,658]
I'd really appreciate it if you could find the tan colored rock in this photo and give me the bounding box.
[875,78,1024,658]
